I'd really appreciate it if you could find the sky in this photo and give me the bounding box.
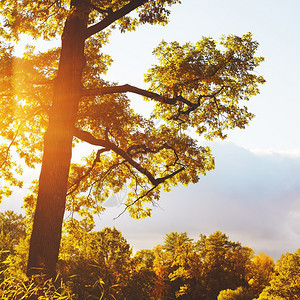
[97,0,300,259]
[1,0,300,260]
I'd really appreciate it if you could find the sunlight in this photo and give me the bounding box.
[13,34,60,57]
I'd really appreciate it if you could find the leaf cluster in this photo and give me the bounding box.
[145,33,265,140]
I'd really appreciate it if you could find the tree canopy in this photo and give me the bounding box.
[0,0,265,278]
[0,0,265,216]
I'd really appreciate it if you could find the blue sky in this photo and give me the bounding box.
[1,0,300,260]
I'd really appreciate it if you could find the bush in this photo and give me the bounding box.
[218,286,254,300]
[0,274,74,299]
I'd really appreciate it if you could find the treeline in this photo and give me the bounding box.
[0,210,299,299]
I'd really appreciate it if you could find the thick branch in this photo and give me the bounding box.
[89,3,112,14]
[127,143,171,156]
[108,142,159,185]
[82,84,177,104]
[73,127,109,148]
[72,127,184,186]
[73,127,157,184]
[154,166,184,185]
[85,0,148,38]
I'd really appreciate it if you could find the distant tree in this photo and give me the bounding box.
[126,249,157,299]
[0,210,26,263]
[257,249,300,300]
[196,231,254,299]
[152,244,173,299]
[0,211,26,245]
[0,233,12,283]
[0,0,265,278]
[0,210,28,281]
[161,232,194,298]
[247,252,275,298]
[150,231,255,299]
[163,232,192,254]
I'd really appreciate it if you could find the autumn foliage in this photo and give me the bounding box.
[1,211,299,299]
[0,0,265,279]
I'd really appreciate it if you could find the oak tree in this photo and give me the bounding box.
[0,0,265,278]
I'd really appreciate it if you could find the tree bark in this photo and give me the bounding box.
[26,1,89,278]
[26,0,156,279]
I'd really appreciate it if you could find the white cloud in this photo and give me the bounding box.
[249,148,300,158]
[1,142,299,260]
[97,142,300,260]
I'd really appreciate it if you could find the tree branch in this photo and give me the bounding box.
[67,148,109,196]
[85,0,148,39]
[113,165,184,219]
[89,3,112,15]
[73,127,157,184]
[72,127,184,187]
[83,83,228,126]
[82,84,177,104]
[108,141,159,185]
[171,86,227,121]
[113,184,158,220]
[72,127,109,148]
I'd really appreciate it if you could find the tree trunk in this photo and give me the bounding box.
[27,1,89,279]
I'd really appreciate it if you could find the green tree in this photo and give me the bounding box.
[257,249,300,300]
[196,231,254,299]
[60,224,132,299]
[162,232,194,299]
[0,211,26,244]
[149,232,196,299]
[0,211,26,281]
[148,231,255,299]
[0,0,264,278]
